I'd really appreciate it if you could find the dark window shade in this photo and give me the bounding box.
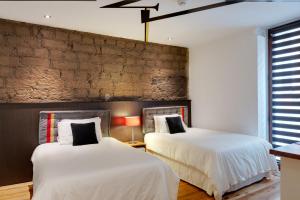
[269,20,300,151]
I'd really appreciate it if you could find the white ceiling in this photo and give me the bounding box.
[0,0,300,48]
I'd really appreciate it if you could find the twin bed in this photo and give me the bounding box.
[31,107,278,200]
[32,110,179,200]
[143,106,278,200]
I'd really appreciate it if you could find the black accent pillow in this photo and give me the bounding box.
[165,116,186,134]
[71,122,98,146]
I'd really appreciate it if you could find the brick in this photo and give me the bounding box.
[9,57,20,67]
[162,46,172,53]
[155,60,174,69]
[56,30,68,41]
[82,36,94,45]
[114,88,138,97]
[73,88,89,98]
[102,46,122,55]
[144,44,156,52]
[16,26,31,36]
[88,88,100,98]
[115,82,135,91]
[136,60,146,65]
[21,57,49,67]
[101,55,124,64]
[50,50,76,61]
[124,65,143,73]
[0,56,10,66]
[143,67,154,74]
[143,52,157,60]
[0,66,12,77]
[15,67,32,78]
[89,55,101,64]
[110,72,121,81]
[17,47,34,57]
[125,42,135,49]
[117,40,126,48]
[80,62,101,70]
[171,61,180,68]
[77,53,90,62]
[149,45,162,53]
[158,68,178,76]
[6,36,41,48]
[34,48,49,58]
[43,39,69,50]
[70,33,81,41]
[73,43,95,53]
[169,47,178,54]
[65,80,90,89]
[97,72,111,80]
[105,38,116,46]
[0,22,14,35]
[135,43,145,51]
[60,70,74,80]
[52,60,78,70]
[121,73,140,82]
[125,57,136,65]
[0,35,4,44]
[126,50,140,57]
[95,37,104,45]
[177,69,187,76]
[146,60,155,67]
[0,90,9,102]
[0,78,4,87]
[40,28,55,39]
[91,80,113,89]
[74,71,89,81]
[103,63,123,73]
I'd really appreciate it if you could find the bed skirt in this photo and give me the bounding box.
[147,150,270,200]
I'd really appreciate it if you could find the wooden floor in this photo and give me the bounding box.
[0,177,279,200]
[0,182,32,200]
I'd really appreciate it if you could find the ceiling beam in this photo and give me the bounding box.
[101,0,141,8]
[141,1,241,23]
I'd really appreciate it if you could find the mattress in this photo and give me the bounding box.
[144,128,279,199]
[31,137,179,200]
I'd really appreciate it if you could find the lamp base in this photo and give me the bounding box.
[128,141,138,144]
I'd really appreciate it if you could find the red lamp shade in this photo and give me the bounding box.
[125,116,141,127]
[112,116,126,126]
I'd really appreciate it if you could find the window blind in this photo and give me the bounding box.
[269,20,300,148]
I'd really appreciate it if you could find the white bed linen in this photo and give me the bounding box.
[31,137,179,200]
[144,128,279,199]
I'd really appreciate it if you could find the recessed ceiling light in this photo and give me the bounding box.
[177,0,188,6]
[168,37,172,41]
[44,15,51,19]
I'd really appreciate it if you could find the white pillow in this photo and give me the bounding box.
[154,114,187,133]
[57,117,102,145]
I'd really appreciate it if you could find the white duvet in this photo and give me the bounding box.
[144,128,279,199]
[31,138,179,200]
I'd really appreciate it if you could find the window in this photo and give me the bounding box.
[269,20,300,149]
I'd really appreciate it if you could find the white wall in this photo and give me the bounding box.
[189,29,267,137]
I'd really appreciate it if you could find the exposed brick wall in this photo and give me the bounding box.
[0,19,188,103]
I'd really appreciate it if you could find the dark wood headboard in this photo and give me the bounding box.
[0,100,191,186]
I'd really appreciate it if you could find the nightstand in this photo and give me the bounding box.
[123,141,146,151]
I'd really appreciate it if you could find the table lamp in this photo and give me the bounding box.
[125,116,141,144]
